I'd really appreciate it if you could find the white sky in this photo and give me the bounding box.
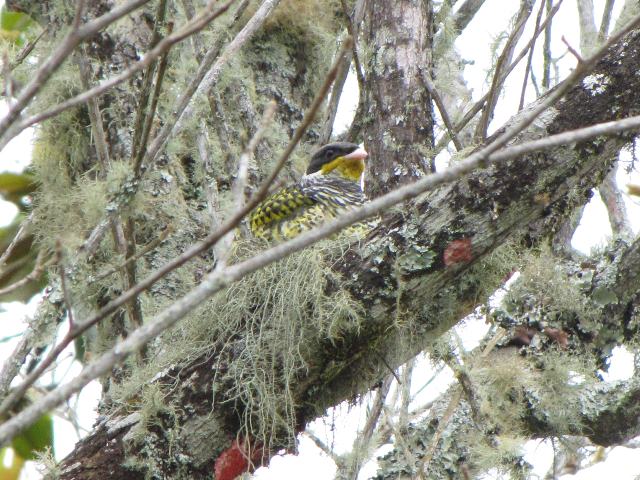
[1,0,640,478]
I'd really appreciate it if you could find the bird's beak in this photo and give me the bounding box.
[343,146,368,160]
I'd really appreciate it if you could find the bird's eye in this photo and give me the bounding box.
[326,149,334,158]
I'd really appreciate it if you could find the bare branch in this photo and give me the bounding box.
[599,166,633,237]
[421,68,464,151]
[518,0,546,110]
[0,213,32,271]
[435,0,564,152]
[452,0,488,33]
[232,101,277,207]
[342,375,393,479]
[6,0,234,149]
[598,0,616,42]
[0,0,152,145]
[475,0,534,141]
[0,249,48,297]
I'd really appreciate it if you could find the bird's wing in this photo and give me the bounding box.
[249,177,367,240]
[249,184,316,238]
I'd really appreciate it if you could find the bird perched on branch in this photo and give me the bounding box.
[249,142,371,241]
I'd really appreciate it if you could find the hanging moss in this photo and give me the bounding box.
[108,237,364,452]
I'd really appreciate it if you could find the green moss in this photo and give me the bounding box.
[110,238,363,450]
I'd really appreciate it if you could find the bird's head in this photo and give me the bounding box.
[305,142,368,182]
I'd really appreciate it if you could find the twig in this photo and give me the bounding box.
[5,0,234,150]
[305,431,340,462]
[452,0,488,33]
[599,165,633,237]
[475,0,533,141]
[398,359,414,428]
[420,68,464,151]
[122,218,144,332]
[232,100,277,206]
[343,375,393,479]
[131,0,170,175]
[0,328,34,399]
[562,35,584,63]
[8,29,46,72]
[598,0,616,43]
[542,0,554,90]
[0,0,152,146]
[435,0,564,152]
[77,55,110,173]
[0,249,48,297]
[94,226,172,281]
[56,244,75,329]
[319,36,351,144]
[3,16,640,442]
[518,0,546,110]
[0,213,32,271]
[419,388,462,476]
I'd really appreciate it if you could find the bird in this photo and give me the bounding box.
[249,142,371,241]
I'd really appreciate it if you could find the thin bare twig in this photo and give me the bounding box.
[0,250,48,297]
[435,0,564,152]
[131,0,170,175]
[8,29,46,72]
[94,226,172,281]
[420,68,464,151]
[320,36,351,144]
[0,0,152,145]
[562,35,584,63]
[342,375,393,479]
[518,0,546,110]
[0,213,32,271]
[0,329,34,399]
[475,0,533,141]
[599,0,616,42]
[232,101,277,206]
[420,388,462,476]
[5,0,233,150]
[340,0,366,89]
[599,166,633,237]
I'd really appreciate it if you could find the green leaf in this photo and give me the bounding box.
[0,172,36,205]
[0,8,36,46]
[10,413,53,461]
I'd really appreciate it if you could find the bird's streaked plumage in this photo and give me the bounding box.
[249,142,372,241]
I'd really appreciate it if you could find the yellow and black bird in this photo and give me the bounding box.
[249,142,370,241]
